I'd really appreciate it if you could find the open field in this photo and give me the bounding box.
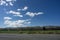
[0,30,60,34]
[0,34,60,40]
[0,26,60,34]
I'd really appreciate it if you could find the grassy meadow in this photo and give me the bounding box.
[0,26,60,34]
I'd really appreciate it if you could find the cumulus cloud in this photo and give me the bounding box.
[4,18,31,27]
[14,15,23,17]
[26,12,35,17]
[7,10,23,17]
[17,9,21,11]
[8,10,20,15]
[26,12,43,17]
[17,6,28,11]
[22,6,28,11]
[6,0,16,2]
[0,0,6,5]
[35,12,44,15]
[0,0,16,6]
[4,17,12,20]
[9,2,13,6]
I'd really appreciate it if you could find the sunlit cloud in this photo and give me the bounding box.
[26,12,44,17]
[4,18,31,27]
[17,9,21,11]
[7,10,23,17]
[4,17,12,20]
[22,6,28,11]
[0,0,16,6]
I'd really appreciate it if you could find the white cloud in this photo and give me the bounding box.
[9,2,13,6]
[0,0,6,5]
[4,19,31,27]
[35,12,44,15]
[6,0,12,2]
[8,10,20,15]
[22,6,28,11]
[26,12,44,17]
[26,12,35,17]
[16,6,28,11]
[6,0,16,2]
[7,10,23,17]
[17,9,21,11]
[0,0,16,6]
[4,17,12,20]
[14,15,23,17]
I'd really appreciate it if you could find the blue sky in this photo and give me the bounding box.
[0,0,60,28]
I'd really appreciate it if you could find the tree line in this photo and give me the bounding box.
[0,26,60,31]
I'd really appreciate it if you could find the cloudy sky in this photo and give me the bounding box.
[0,0,60,28]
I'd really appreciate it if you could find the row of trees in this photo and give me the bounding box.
[0,26,60,31]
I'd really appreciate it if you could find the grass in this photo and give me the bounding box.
[0,30,60,34]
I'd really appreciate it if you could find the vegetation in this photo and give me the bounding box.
[0,26,60,34]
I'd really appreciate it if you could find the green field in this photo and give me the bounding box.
[0,30,60,34]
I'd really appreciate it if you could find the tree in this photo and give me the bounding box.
[43,27,45,30]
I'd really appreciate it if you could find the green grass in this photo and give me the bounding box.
[0,30,60,34]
